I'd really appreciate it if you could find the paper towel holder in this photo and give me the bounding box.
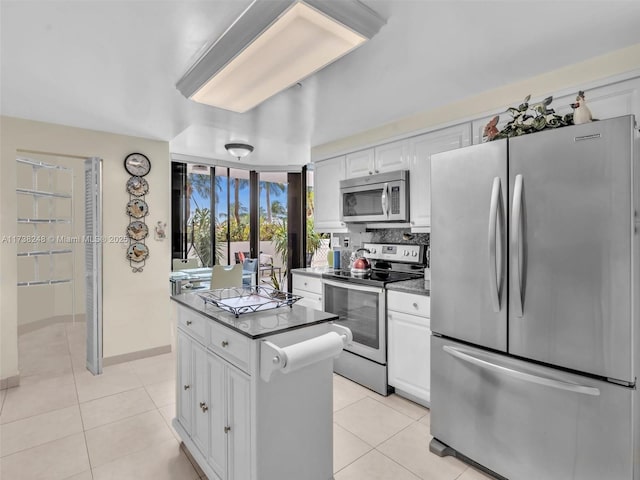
[260,324,352,382]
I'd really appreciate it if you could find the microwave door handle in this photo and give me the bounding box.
[381,183,389,217]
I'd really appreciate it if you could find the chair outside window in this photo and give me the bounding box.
[242,258,259,286]
[210,264,243,289]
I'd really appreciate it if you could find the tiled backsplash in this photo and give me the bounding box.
[332,228,430,268]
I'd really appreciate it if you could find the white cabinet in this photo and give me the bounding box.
[387,290,431,406]
[174,302,338,480]
[176,327,250,480]
[345,140,409,179]
[313,156,347,232]
[408,124,471,231]
[292,272,323,311]
[345,148,374,177]
[374,139,409,173]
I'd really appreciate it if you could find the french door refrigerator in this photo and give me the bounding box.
[429,115,639,480]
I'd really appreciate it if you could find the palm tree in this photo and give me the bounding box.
[232,177,249,226]
[270,200,286,220]
[261,181,286,223]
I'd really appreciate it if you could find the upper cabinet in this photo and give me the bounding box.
[314,155,347,232]
[345,140,409,178]
[345,148,375,178]
[408,124,471,231]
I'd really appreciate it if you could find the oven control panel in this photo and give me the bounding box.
[362,243,424,264]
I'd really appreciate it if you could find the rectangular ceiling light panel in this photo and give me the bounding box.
[190,2,369,113]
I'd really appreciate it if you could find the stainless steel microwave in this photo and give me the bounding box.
[340,170,409,223]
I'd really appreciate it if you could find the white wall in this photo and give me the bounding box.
[1,117,172,383]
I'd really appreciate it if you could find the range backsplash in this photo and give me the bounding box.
[333,228,429,268]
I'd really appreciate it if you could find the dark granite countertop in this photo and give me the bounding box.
[386,279,431,296]
[171,292,338,339]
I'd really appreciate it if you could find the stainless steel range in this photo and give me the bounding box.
[322,243,426,395]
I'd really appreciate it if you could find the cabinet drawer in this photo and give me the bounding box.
[292,274,323,295]
[178,307,208,343]
[209,321,251,372]
[387,291,430,318]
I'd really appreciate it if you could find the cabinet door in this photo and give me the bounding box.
[388,310,431,405]
[374,139,408,174]
[292,290,323,311]
[191,342,210,456]
[227,366,251,480]
[314,156,347,231]
[176,331,192,433]
[345,148,374,178]
[408,124,471,230]
[207,354,227,479]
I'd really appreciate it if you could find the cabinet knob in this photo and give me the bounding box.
[368,171,373,175]
[186,320,192,326]
[412,302,418,309]
[199,402,208,412]
[183,384,190,390]
[221,340,229,348]
[304,282,308,286]
[375,169,379,174]
[224,426,231,433]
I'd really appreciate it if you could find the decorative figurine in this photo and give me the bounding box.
[154,221,166,240]
[571,91,593,124]
[483,115,500,142]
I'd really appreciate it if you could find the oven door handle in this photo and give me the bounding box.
[322,279,385,294]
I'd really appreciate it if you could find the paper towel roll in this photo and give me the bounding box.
[280,332,345,374]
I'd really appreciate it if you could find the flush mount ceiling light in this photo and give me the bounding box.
[176,0,385,113]
[225,143,254,159]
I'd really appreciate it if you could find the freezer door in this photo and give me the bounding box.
[431,140,507,351]
[431,336,634,480]
[508,115,634,381]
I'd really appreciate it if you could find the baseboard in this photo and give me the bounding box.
[0,375,20,390]
[103,344,172,366]
[18,313,86,335]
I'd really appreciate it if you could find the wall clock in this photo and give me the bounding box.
[124,153,151,177]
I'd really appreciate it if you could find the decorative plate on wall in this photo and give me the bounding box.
[126,198,149,218]
[126,242,149,263]
[126,221,149,241]
[126,176,149,197]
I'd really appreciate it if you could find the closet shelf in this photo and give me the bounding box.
[18,218,72,224]
[17,279,72,287]
[17,249,72,257]
[16,188,72,199]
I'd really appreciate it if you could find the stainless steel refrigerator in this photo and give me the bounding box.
[429,115,639,480]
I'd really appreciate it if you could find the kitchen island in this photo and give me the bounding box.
[171,291,348,480]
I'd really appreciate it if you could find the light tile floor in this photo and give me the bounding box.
[0,321,493,480]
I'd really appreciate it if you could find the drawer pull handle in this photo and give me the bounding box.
[412,302,418,308]
[186,320,192,326]
[224,426,231,433]
[200,402,208,412]
[221,340,229,348]
[183,384,190,390]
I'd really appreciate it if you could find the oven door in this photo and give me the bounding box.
[323,279,386,364]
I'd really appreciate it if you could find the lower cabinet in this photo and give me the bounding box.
[387,290,431,406]
[176,328,250,480]
[291,272,323,311]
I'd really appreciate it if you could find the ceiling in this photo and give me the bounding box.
[2,1,640,167]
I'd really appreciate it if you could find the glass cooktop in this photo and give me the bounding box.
[322,269,422,287]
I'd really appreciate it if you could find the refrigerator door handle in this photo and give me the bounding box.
[443,346,601,396]
[488,177,503,312]
[511,174,524,317]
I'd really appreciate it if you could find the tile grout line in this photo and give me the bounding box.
[65,323,95,480]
